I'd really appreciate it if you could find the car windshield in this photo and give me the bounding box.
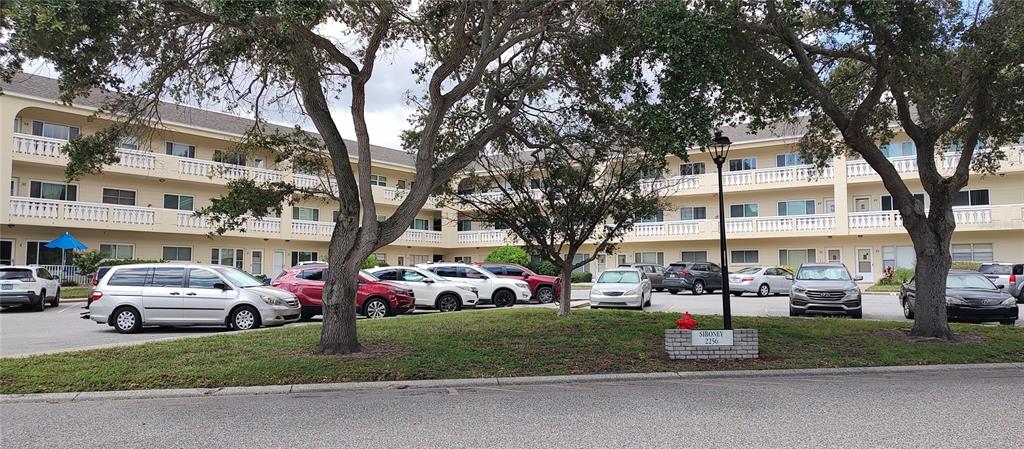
[416,269,447,282]
[597,271,640,283]
[214,267,263,288]
[360,270,380,282]
[978,264,1011,275]
[0,268,33,280]
[736,267,761,274]
[947,273,997,289]
[796,266,851,281]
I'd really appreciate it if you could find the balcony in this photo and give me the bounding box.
[13,133,157,171]
[723,164,834,187]
[457,229,512,245]
[178,158,283,183]
[847,205,1021,232]
[639,176,701,193]
[9,197,156,226]
[725,214,837,234]
[629,221,702,238]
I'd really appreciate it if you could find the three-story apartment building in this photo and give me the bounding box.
[2,73,1022,283]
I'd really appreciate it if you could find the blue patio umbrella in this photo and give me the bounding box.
[44,232,88,251]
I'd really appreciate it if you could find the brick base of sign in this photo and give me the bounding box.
[665,329,759,360]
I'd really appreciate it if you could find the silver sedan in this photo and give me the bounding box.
[729,266,794,297]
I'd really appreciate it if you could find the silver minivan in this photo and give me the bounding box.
[87,263,300,333]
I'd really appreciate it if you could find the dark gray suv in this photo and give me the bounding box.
[788,263,863,318]
[663,262,723,295]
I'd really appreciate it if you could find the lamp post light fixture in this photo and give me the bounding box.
[707,131,734,330]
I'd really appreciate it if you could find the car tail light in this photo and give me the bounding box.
[90,291,103,301]
[681,270,690,276]
[741,277,754,282]
[1011,274,1017,284]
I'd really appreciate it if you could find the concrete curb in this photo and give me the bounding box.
[4,362,1021,405]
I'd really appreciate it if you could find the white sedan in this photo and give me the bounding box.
[368,266,480,312]
[729,266,794,297]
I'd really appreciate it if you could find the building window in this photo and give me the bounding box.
[953,189,989,207]
[251,250,263,275]
[952,243,993,262]
[412,255,430,264]
[775,152,804,167]
[213,149,246,166]
[634,252,664,265]
[292,207,320,221]
[212,248,244,269]
[728,157,757,172]
[29,181,77,201]
[731,250,759,264]
[371,253,387,264]
[100,243,135,260]
[881,245,915,269]
[31,121,80,140]
[163,194,195,211]
[880,141,916,158]
[453,256,472,264]
[369,174,387,187]
[729,203,758,218]
[410,218,430,230]
[165,142,196,158]
[617,254,628,266]
[10,177,18,196]
[102,188,137,206]
[680,251,708,263]
[881,193,925,211]
[638,210,664,223]
[779,249,816,266]
[640,167,664,179]
[162,246,193,261]
[777,200,816,216]
[679,162,706,176]
[290,251,320,266]
[0,240,13,265]
[679,207,707,221]
[26,241,65,265]
[457,220,473,231]
[118,136,140,151]
[572,253,591,273]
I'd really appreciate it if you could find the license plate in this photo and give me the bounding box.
[1,284,12,290]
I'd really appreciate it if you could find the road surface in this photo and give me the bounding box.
[3,367,1021,448]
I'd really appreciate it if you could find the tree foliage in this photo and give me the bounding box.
[484,246,530,267]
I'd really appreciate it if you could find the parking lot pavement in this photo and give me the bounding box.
[4,367,1021,448]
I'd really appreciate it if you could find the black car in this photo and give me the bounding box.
[900,270,1018,325]
[662,262,723,295]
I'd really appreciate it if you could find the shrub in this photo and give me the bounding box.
[951,261,982,271]
[60,280,79,287]
[484,246,530,267]
[528,260,559,276]
[72,251,161,276]
[570,272,593,283]
[362,256,388,269]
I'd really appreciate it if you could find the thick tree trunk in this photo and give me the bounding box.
[906,208,956,340]
[318,269,361,355]
[558,263,573,317]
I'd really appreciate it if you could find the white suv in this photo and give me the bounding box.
[0,266,62,312]
[417,263,531,307]
[366,266,479,312]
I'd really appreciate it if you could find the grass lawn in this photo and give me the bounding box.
[59,286,90,299]
[2,308,1022,394]
[866,283,903,293]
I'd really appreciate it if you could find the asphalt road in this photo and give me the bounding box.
[2,291,1018,357]
[4,367,1022,448]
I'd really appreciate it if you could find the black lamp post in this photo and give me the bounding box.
[707,131,733,330]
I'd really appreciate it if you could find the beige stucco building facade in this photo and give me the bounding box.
[2,74,1022,282]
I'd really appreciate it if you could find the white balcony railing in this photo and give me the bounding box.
[726,214,837,233]
[291,219,335,237]
[251,218,281,234]
[398,229,443,244]
[457,229,510,244]
[849,206,996,230]
[13,133,155,170]
[9,197,154,225]
[178,158,283,183]
[847,155,919,177]
[630,221,701,237]
[722,164,834,187]
[640,176,701,192]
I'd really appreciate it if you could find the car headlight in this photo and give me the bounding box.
[945,295,968,305]
[260,295,284,306]
[591,288,602,296]
[792,286,806,294]
[844,288,860,296]
[1001,296,1017,305]
[515,282,530,289]
[458,285,478,294]
[625,288,638,295]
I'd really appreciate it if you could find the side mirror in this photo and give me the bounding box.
[996,284,1005,290]
[213,282,229,290]
[423,278,434,284]
[784,275,793,281]
[854,276,864,281]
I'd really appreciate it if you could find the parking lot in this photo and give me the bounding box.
[1,290,1018,357]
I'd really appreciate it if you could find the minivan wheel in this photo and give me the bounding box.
[436,294,460,312]
[364,298,390,319]
[113,307,142,334]
[757,284,770,297]
[535,286,555,304]
[230,306,261,330]
[692,281,705,295]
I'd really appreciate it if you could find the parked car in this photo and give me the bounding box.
[417,262,531,307]
[0,265,61,311]
[729,266,794,297]
[900,270,1018,325]
[271,264,415,320]
[788,263,863,318]
[476,262,559,303]
[87,263,301,333]
[589,268,652,310]
[367,266,478,312]
[663,262,723,295]
[977,262,1023,299]
[86,265,114,307]
[618,263,666,291]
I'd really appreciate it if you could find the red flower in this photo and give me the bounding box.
[675,312,698,330]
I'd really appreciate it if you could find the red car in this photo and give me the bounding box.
[271,264,414,320]
[476,262,560,303]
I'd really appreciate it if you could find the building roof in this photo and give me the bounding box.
[0,72,418,167]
